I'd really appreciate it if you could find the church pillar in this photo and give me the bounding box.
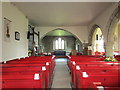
[118,22,120,55]
[105,41,113,57]
[118,3,120,55]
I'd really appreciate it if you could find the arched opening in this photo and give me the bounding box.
[92,27,105,55]
[41,28,83,56]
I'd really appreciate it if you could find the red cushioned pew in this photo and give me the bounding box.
[90,82,120,90]
[1,56,56,89]
[1,65,46,89]
[6,56,56,73]
[5,56,56,86]
[114,55,120,62]
[70,59,107,86]
[71,61,119,88]
[67,55,119,89]
[2,64,50,88]
[5,56,56,80]
[76,66,119,89]
[67,55,105,71]
[1,64,50,88]
[2,72,45,89]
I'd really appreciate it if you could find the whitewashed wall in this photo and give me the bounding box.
[36,26,88,43]
[0,2,2,62]
[2,2,28,61]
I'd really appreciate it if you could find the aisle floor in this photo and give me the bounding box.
[51,58,72,88]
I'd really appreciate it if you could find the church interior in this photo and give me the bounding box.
[0,1,120,90]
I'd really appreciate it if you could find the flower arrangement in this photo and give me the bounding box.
[104,57,118,62]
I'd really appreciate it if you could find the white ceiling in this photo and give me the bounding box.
[13,2,112,26]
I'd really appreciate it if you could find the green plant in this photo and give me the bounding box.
[104,57,118,62]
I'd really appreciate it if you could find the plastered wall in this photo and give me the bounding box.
[36,26,88,43]
[2,2,28,61]
[0,2,2,62]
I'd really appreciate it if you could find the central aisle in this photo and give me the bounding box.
[51,58,72,88]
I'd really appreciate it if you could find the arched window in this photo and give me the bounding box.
[54,37,65,50]
[92,28,105,55]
